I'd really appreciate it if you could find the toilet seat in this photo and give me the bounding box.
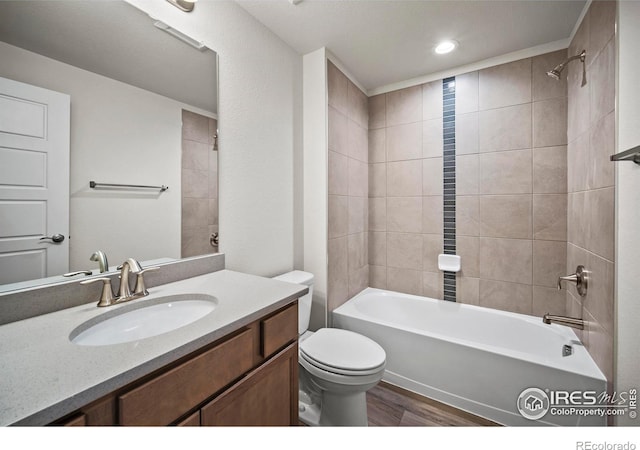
[299,328,386,376]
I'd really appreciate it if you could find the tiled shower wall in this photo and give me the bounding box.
[566,0,616,383]
[181,110,219,258]
[368,51,569,317]
[327,62,369,312]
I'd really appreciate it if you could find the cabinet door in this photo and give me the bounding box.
[201,343,298,426]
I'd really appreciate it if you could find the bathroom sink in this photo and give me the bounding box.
[70,294,217,346]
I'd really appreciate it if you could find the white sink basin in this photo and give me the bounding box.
[70,294,217,346]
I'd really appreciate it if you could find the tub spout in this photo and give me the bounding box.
[542,313,584,330]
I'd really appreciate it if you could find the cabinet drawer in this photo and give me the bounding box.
[176,411,200,427]
[62,414,86,426]
[119,328,254,426]
[261,303,298,358]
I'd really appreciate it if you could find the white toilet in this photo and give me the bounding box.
[273,271,386,426]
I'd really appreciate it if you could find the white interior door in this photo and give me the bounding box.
[0,76,70,284]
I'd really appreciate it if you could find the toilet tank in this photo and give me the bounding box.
[272,271,314,335]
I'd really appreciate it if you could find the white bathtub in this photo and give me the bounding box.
[332,288,607,426]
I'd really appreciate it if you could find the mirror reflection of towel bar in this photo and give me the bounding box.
[89,181,169,191]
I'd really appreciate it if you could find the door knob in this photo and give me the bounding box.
[39,234,65,243]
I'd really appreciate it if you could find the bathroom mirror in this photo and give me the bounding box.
[0,0,218,292]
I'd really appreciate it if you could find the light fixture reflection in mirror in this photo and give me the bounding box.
[166,0,196,13]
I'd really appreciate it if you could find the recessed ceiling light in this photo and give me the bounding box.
[434,40,458,55]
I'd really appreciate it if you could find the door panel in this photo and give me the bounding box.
[0,76,70,282]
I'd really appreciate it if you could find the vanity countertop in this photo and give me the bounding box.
[0,269,307,426]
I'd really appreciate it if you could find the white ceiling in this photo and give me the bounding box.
[236,0,586,91]
[0,1,217,114]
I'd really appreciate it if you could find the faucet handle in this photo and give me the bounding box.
[133,266,160,296]
[557,265,588,297]
[80,277,116,307]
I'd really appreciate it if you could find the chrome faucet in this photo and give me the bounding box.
[90,251,110,273]
[81,258,159,307]
[542,313,585,330]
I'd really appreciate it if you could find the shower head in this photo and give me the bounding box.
[546,50,587,86]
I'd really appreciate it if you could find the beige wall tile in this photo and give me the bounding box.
[457,235,479,277]
[422,234,442,273]
[369,128,386,163]
[208,168,218,199]
[533,240,567,288]
[567,71,590,143]
[385,268,420,296]
[182,169,208,198]
[479,104,532,152]
[422,158,443,196]
[348,196,367,235]
[369,265,387,289]
[181,226,215,258]
[348,81,368,129]
[478,58,532,110]
[348,158,368,197]
[182,110,210,143]
[455,71,479,114]
[369,198,386,231]
[533,98,568,148]
[456,112,479,155]
[567,192,590,250]
[423,118,443,158]
[369,94,386,129]
[479,195,532,239]
[532,286,567,316]
[328,195,348,239]
[386,122,422,161]
[532,50,568,101]
[328,106,348,155]
[349,264,369,299]
[567,133,590,193]
[386,85,422,126]
[348,232,367,271]
[590,36,616,125]
[479,149,532,195]
[588,187,614,261]
[458,276,480,306]
[387,232,423,270]
[589,0,616,57]
[328,150,348,195]
[457,195,480,236]
[533,194,567,241]
[369,232,387,266]
[347,119,368,162]
[456,154,479,195]
[328,236,349,312]
[533,146,567,194]
[209,199,218,226]
[567,242,590,279]
[569,9,589,70]
[422,271,443,300]
[369,163,386,198]
[479,279,532,315]
[589,111,615,189]
[182,198,209,230]
[182,140,209,170]
[479,237,532,284]
[422,81,442,120]
[327,61,348,115]
[387,197,423,233]
[422,195,443,234]
[584,309,614,383]
[586,252,614,336]
[387,160,423,196]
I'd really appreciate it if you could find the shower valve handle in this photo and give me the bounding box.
[557,265,588,297]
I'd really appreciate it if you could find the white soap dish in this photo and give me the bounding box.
[438,254,461,272]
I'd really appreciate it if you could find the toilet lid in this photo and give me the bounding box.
[299,328,386,373]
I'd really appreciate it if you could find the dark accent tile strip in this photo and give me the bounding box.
[442,76,456,301]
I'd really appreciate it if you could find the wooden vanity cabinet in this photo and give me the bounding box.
[54,301,298,427]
